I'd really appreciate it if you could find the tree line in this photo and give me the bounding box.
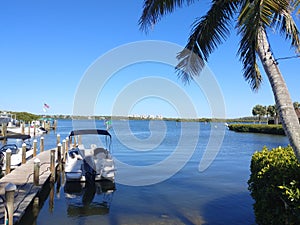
[252,102,300,124]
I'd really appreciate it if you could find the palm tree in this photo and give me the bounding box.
[293,101,300,109]
[252,104,267,123]
[267,104,279,124]
[139,0,300,160]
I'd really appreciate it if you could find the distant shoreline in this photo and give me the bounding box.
[41,115,267,123]
[0,110,269,123]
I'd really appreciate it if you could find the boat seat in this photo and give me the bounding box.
[93,147,107,155]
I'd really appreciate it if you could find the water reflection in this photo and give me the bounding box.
[64,181,115,217]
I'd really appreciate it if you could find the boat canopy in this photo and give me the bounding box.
[38,117,54,121]
[68,129,111,138]
[0,134,31,141]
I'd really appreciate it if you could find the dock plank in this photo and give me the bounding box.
[0,150,56,224]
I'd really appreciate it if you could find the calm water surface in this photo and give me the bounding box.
[24,120,288,225]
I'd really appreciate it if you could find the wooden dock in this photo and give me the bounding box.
[0,150,57,224]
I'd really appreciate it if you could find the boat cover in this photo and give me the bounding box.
[69,129,111,138]
[0,134,31,141]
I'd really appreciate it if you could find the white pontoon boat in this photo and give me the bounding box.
[64,129,115,183]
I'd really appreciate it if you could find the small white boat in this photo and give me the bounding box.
[0,134,34,171]
[65,129,115,183]
[7,125,47,135]
[0,112,17,126]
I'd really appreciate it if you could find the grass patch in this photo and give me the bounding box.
[228,124,285,135]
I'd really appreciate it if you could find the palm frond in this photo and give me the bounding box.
[293,0,300,14]
[281,13,300,50]
[238,0,263,90]
[271,1,300,52]
[176,0,238,83]
[139,0,196,32]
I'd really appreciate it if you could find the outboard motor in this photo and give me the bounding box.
[83,157,96,183]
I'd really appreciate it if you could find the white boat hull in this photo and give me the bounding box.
[7,126,47,135]
[1,149,34,170]
[64,147,115,183]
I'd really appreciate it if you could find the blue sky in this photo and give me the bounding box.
[0,1,299,118]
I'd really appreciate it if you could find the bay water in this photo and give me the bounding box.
[24,119,288,225]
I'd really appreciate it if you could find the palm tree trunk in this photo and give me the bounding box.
[275,114,279,125]
[257,27,300,161]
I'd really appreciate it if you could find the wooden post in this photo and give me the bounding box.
[73,136,77,147]
[22,142,26,164]
[56,134,60,146]
[6,149,11,174]
[62,140,66,162]
[65,137,69,151]
[5,183,16,225]
[65,137,69,161]
[33,139,37,157]
[1,123,7,136]
[40,137,44,153]
[33,158,40,186]
[50,149,55,182]
[54,120,57,130]
[57,143,61,170]
[68,136,72,147]
[21,122,25,134]
[2,135,7,145]
[78,135,82,146]
[4,123,7,135]
[33,125,36,136]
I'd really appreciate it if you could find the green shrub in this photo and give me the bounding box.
[228,124,285,135]
[248,146,300,225]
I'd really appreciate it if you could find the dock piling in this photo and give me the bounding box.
[0,151,59,223]
[33,158,40,186]
[33,139,37,157]
[5,183,16,225]
[57,143,62,172]
[50,150,55,182]
[33,125,36,136]
[40,137,44,153]
[53,120,57,130]
[21,143,26,164]
[62,140,66,162]
[65,137,69,152]
[56,134,60,147]
[1,124,7,137]
[5,149,11,174]
[21,122,25,135]
[78,135,82,146]
[57,143,62,161]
